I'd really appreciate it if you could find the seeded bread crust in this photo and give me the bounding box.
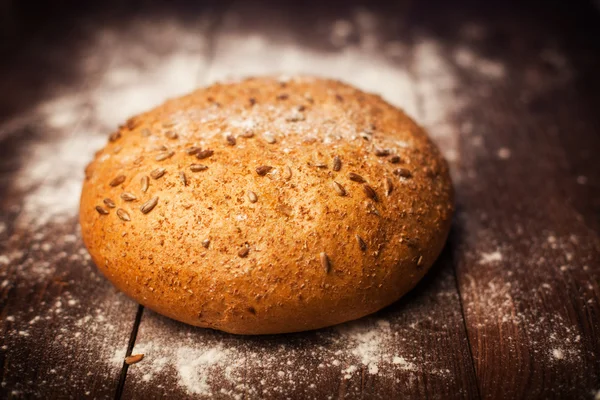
[79,76,454,335]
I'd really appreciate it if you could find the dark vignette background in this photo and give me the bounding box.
[0,0,598,399]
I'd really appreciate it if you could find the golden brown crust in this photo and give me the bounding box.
[79,76,454,334]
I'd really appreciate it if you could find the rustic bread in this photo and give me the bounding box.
[79,76,453,335]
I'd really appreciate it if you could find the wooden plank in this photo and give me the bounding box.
[122,1,479,399]
[3,0,597,398]
[0,10,139,399]
[0,2,218,398]
[435,2,600,398]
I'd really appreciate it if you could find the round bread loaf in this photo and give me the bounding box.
[80,76,453,335]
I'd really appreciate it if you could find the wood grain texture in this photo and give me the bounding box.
[432,1,600,398]
[0,14,139,399]
[0,0,598,399]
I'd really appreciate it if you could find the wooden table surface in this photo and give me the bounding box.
[1,0,599,398]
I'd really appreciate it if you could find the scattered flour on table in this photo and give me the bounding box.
[465,231,595,366]
[453,46,505,79]
[2,5,593,398]
[1,276,135,395]
[497,147,512,160]
[551,348,565,360]
[8,17,211,230]
[393,356,418,371]
[479,250,503,264]
[463,275,585,364]
[125,315,452,398]
[14,134,105,229]
[337,319,391,371]
[175,346,230,395]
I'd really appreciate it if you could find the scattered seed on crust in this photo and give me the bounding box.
[195,149,214,159]
[103,198,116,208]
[423,166,437,178]
[126,118,140,130]
[161,120,175,128]
[179,171,187,186]
[238,246,250,258]
[283,166,292,180]
[356,235,367,251]
[133,156,144,165]
[190,164,208,172]
[150,168,166,179]
[277,93,289,100]
[320,252,331,273]
[256,165,273,176]
[332,181,346,196]
[374,148,390,157]
[186,146,201,155]
[141,176,149,192]
[121,192,137,202]
[384,177,393,196]
[155,150,174,161]
[125,354,144,365]
[202,239,210,249]
[249,97,257,106]
[141,128,152,137]
[109,132,121,142]
[95,206,109,215]
[247,190,258,203]
[417,255,424,267]
[348,172,366,183]
[263,132,276,144]
[394,168,412,178]
[140,197,159,214]
[109,175,126,187]
[360,131,372,141]
[226,134,236,146]
[365,201,381,217]
[363,184,379,202]
[240,130,254,138]
[332,156,342,171]
[286,111,305,122]
[389,155,401,164]
[276,204,293,217]
[165,130,178,140]
[117,208,131,221]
